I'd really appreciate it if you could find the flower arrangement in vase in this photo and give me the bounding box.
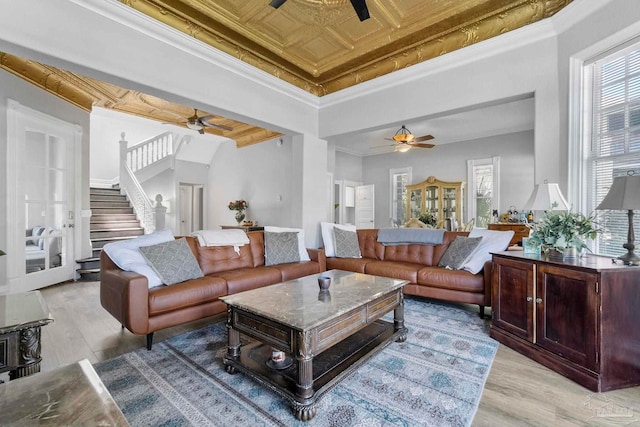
[527,211,601,259]
[228,200,248,224]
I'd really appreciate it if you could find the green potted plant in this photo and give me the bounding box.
[418,212,438,227]
[0,250,5,256]
[527,211,601,259]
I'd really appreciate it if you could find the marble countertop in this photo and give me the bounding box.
[0,359,128,425]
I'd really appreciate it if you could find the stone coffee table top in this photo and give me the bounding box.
[220,269,407,330]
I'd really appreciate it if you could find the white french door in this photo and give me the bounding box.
[6,100,80,293]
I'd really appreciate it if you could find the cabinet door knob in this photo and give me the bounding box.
[535,298,543,304]
[526,296,533,302]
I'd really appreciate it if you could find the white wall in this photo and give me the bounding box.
[335,151,363,182]
[0,69,91,285]
[361,130,534,228]
[209,137,296,229]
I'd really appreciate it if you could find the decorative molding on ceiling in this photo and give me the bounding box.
[115,0,573,96]
[0,51,282,148]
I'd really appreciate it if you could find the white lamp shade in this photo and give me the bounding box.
[596,175,640,210]
[523,183,570,211]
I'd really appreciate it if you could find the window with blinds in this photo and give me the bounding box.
[589,43,640,257]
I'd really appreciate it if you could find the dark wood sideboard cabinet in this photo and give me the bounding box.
[490,251,640,392]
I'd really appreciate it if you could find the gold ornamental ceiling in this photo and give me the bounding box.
[122,0,572,95]
[0,52,281,147]
[1,0,571,147]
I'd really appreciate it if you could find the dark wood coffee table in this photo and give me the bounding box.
[220,270,408,421]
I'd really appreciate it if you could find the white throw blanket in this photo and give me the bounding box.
[190,229,250,254]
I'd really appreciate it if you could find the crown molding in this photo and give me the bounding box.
[320,16,558,108]
[70,0,320,109]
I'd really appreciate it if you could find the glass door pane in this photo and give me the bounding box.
[24,132,67,275]
[409,189,422,218]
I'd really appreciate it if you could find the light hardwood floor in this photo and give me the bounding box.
[8,280,640,426]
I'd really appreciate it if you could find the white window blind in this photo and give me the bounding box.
[589,43,640,257]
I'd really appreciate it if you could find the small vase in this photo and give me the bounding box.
[235,211,245,224]
[562,247,579,261]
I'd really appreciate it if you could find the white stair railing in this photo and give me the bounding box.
[119,132,168,234]
[125,131,174,173]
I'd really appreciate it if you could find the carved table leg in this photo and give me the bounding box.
[224,307,240,374]
[9,326,42,381]
[394,293,408,343]
[293,331,316,421]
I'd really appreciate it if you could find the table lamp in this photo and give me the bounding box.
[523,181,570,212]
[596,172,640,266]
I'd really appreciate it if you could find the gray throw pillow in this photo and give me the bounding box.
[139,238,204,285]
[264,231,300,266]
[333,227,361,258]
[438,236,482,270]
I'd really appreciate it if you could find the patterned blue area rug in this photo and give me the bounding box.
[95,298,498,426]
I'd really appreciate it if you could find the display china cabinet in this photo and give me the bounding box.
[406,176,464,225]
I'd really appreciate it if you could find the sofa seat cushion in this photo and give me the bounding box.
[364,261,422,283]
[417,266,484,293]
[149,275,228,316]
[326,257,373,273]
[274,261,321,281]
[214,267,283,294]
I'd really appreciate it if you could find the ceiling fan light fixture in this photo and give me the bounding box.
[186,121,203,131]
[392,125,414,143]
[395,144,411,153]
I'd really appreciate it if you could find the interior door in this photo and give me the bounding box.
[355,184,375,229]
[179,184,193,235]
[179,183,204,235]
[7,101,79,293]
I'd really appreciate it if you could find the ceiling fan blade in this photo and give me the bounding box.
[270,0,287,8]
[413,134,434,142]
[201,121,233,132]
[407,142,435,148]
[350,0,370,21]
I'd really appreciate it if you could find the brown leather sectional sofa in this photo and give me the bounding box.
[326,229,492,317]
[100,231,326,350]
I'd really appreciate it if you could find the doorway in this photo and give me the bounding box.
[179,183,204,235]
[6,100,80,293]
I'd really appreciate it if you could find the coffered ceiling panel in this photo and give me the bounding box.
[120,0,572,95]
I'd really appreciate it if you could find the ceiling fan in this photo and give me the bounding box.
[164,109,233,134]
[379,125,435,152]
[269,0,370,22]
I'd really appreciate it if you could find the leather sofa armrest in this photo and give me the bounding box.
[482,260,493,306]
[307,248,326,272]
[100,252,151,335]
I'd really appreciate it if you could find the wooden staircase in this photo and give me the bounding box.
[76,188,144,281]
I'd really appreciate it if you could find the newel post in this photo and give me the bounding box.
[154,194,167,231]
[119,132,128,192]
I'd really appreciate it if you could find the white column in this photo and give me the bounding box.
[291,134,328,248]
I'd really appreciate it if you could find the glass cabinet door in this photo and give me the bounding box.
[442,186,457,219]
[425,186,438,216]
[409,189,422,218]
